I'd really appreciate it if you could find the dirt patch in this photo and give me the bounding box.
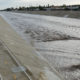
[61,64,80,72]
[25,29,80,42]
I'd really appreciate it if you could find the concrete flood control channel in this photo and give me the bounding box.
[0,15,64,80]
[0,41,28,80]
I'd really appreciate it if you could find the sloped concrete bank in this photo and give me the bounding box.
[0,16,64,80]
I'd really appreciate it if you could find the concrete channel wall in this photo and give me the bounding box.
[0,16,64,80]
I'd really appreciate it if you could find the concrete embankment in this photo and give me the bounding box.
[0,16,63,80]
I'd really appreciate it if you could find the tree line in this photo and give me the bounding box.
[4,4,80,11]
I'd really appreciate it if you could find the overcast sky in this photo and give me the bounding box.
[0,0,80,9]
